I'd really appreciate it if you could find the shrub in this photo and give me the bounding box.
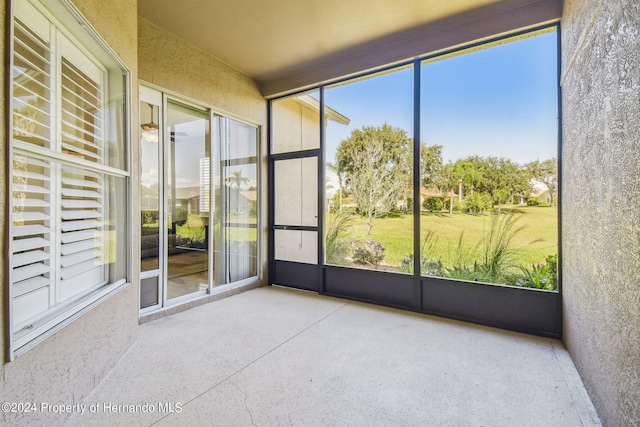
[326,212,353,265]
[422,196,444,212]
[441,214,528,284]
[516,258,557,290]
[545,253,558,285]
[141,209,159,225]
[480,213,528,281]
[452,198,464,212]
[351,238,385,267]
[527,197,541,206]
[464,192,492,214]
[400,230,444,276]
[399,254,444,276]
[515,254,558,290]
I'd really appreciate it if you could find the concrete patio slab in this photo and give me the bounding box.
[65,286,600,426]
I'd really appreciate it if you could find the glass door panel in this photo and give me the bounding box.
[166,101,210,300]
[139,87,162,310]
[220,119,259,283]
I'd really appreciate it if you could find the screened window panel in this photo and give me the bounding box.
[274,157,318,227]
[274,230,318,264]
[271,93,321,154]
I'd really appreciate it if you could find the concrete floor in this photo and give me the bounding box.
[65,286,601,427]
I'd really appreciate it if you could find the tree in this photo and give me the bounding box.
[481,157,530,207]
[346,139,402,235]
[526,158,558,206]
[226,170,250,190]
[420,144,443,188]
[336,124,412,210]
[435,162,459,214]
[336,125,444,214]
[453,160,482,201]
[492,188,510,214]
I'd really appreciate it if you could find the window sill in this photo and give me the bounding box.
[11,280,129,360]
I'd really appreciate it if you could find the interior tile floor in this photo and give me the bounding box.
[65,286,601,426]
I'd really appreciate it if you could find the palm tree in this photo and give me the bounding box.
[226,170,250,190]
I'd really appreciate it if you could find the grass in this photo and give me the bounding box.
[330,205,558,269]
[175,214,257,243]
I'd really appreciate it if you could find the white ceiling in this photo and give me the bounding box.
[138,0,562,97]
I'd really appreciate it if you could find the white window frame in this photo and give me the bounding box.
[8,0,131,359]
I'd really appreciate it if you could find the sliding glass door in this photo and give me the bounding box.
[166,102,211,300]
[139,86,259,312]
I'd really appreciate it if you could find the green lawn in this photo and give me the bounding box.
[332,205,558,270]
[176,215,257,243]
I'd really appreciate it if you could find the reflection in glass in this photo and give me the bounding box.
[218,118,258,283]
[419,30,559,290]
[140,102,160,273]
[167,102,210,299]
[324,67,414,272]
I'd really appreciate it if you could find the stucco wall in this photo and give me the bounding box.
[0,0,139,426]
[0,0,6,365]
[138,17,266,125]
[561,0,640,425]
[138,17,268,283]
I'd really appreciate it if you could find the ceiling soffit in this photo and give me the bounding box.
[138,0,563,97]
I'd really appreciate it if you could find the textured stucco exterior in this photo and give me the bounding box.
[138,17,266,125]
[138,17,268,287]
[561,0,640,425]
[0,0,139,426]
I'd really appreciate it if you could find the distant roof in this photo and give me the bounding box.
[175,186,200,200]
[296,95,350,125]
[240,190,258,201]
[420,187,457,198]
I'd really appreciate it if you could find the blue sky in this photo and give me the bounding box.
[324,30,558,166]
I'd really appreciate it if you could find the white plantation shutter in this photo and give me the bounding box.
[10,2,111,334]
